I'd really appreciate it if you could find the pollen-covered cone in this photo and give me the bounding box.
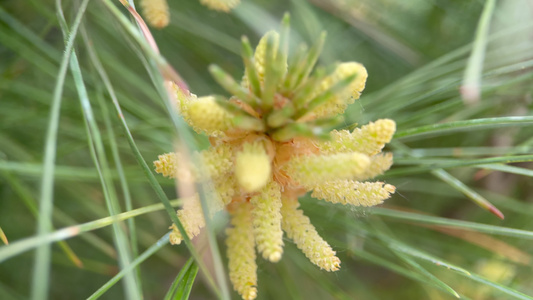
[153,144,233,180]
[235,141,272,192]
[285,152,370,186]
[154,152,178,178]
[353,153,394,181]
[311,181,395,207]
[195,144,234,179]
[171,83,196,118]
[185,96,234,136]
[319,119,396,155]
[212,175,237,209]
[169,195,205,245]
[310,62,368,119]
[251,181,283,262]
[226,202,258,300]
[140,0,170,29]
[167,178,235,245]
[281,196,340,271]
[200,0,240,12]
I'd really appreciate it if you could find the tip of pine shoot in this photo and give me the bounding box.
[488,205,505,220]
[460,84,480,105]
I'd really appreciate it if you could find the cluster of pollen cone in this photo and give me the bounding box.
[154,14,396,300]
[140,0,241,29]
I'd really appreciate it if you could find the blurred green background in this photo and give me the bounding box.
[1,0,533,299]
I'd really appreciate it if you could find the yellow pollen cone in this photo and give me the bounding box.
[235,142,272,192]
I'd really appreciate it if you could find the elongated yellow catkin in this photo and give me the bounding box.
[140,0,170,29]
[286,152,370,186]
[319,119,396,156]
[311,180,395,207]
[200,0,241,12]
[169,196,205,245]
[171,82,197,122]
[226,202,258,300]
[213,175,237,208]
[352,153,394,181]
[196,144,234,179]
[187,96,235,135]
[154,144,233,180]
[235,141,272,192]
[281,197,340,271]
[250,181,283,262]
[311,62,368,118]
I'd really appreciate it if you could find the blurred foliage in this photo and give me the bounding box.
[1,0,533,299]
